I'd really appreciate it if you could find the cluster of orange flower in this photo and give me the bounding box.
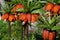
[1,13,17,22]
[45,3,60,15]
[1,4,39,23]
[1,4,23,22]
[19,13,39,23]
[42,29,56,40]
[11,4,24,13]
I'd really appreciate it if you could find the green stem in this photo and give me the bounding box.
[8,22,11,40]
[48,12,51,24]
[27,0,30,12]
[40,14,49,27]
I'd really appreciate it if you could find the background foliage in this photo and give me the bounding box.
[0,0,60,40]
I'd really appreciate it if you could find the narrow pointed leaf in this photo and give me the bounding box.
[52,26,60,30]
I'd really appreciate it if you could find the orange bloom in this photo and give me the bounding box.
[19,13,27,21]
[19,13,39,23]
[19,13,24,20]
[8,15,15,22]
[58,10,60,15]
[33,14,39,19]
[49,32,55,40]
[27,14,32,23]
[31,14,39,23]
[31,14,36,23]
[1,13,9,20]
[27,14,39,23]
[14,15,18,20]
[51,5,60,13]
[45,3,54,11]
[42,29,49,40]
[11,4,24,12]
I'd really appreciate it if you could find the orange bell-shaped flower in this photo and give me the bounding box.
[42,29,49,40]
[8,14,15,22]
[2,13,9,20]
[49,31,55,40]
[11,4,24,12]
[45,3,54,11]
[51,5,60,13]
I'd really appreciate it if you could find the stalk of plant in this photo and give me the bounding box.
[8,14,16,40]
[8,21,11,40]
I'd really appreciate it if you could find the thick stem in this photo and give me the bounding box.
[21,21,29,40]
[20,21,24,40]
[21,26,24,40]
[8,22,11,40]
[26,23,29,40]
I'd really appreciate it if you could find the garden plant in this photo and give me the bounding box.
[0,0,60,40]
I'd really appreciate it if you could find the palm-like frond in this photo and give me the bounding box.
[37,12,60,30]
[0,0,47,14]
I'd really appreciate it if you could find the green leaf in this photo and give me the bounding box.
[47,0,54,3]
[52,26,60,30]
[28,0,33,2]
[56,16,60,24]
[57,0,60,3]
[39,9,46,14]
[31,4,41,11]
[50,15,60,27]
[31,9,40,13]
[31,9,45,14]
[16,8,25,12]
[39,1,47,3]
[50,15,57,25]
[37,24,50,29]
[0,11,3,13]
